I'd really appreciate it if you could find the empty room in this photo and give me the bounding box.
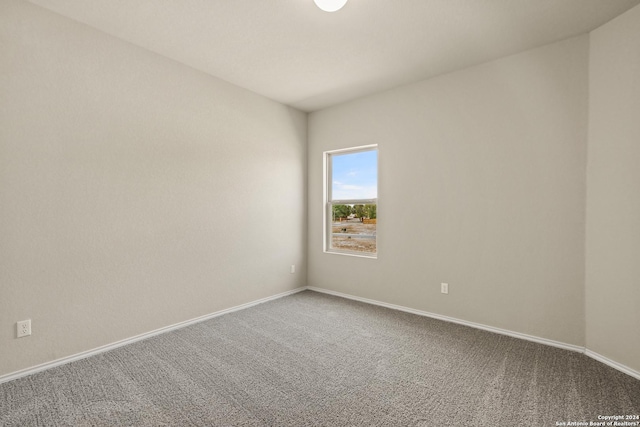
[1,0,639,425]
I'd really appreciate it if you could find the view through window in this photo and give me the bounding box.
[325,145,378,256]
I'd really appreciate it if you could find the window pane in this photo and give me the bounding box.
[326,146,377,257]
[330,204,376,253]
[331,150,378,201]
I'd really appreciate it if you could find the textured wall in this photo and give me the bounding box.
[308,36,589,347]
[586,4,640,373]
[0,0,307,377]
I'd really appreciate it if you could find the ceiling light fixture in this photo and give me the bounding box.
[314,0,348,12]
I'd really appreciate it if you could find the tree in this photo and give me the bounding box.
[332,204,352,220]
[353,204,365,218]
[364,204,377,219]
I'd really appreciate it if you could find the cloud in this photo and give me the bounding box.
[332,183,377,200]
[339,184,363,191]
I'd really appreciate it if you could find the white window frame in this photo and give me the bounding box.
[323,144,378,258]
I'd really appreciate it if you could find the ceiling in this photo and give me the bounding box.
[26,0,640,112]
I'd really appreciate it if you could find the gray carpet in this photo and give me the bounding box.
[1,290,639,426]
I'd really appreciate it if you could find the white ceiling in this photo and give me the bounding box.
[26,0,640,112]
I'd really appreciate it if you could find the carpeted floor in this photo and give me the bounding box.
[1,290,639,426]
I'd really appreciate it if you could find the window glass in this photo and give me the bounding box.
[325,146,377,257]
[331,150,378,201]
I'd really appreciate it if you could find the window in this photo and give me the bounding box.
[324,145,378,257]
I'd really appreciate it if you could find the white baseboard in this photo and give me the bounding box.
[584,349,640,380]
[0,286,306,385]
[307,287,640,381]
[306,286,585,352]
[3,285,638,385]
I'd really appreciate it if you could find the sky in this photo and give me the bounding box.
[331,149,377,201]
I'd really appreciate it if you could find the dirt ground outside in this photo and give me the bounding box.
[331,219,376,253]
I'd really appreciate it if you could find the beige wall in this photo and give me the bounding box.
[308,36,589,346]
[0,0,307,377]
[586,4,640,373]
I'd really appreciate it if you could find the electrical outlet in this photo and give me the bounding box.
[441,283,449,294]
[290,264,296,274]
[17,319,31,338]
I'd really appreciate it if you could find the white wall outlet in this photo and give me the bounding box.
[17,319,31,338]
[290,264,296,274]
[441,283,449,294]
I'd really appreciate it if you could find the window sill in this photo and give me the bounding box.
[323,250,377,259]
